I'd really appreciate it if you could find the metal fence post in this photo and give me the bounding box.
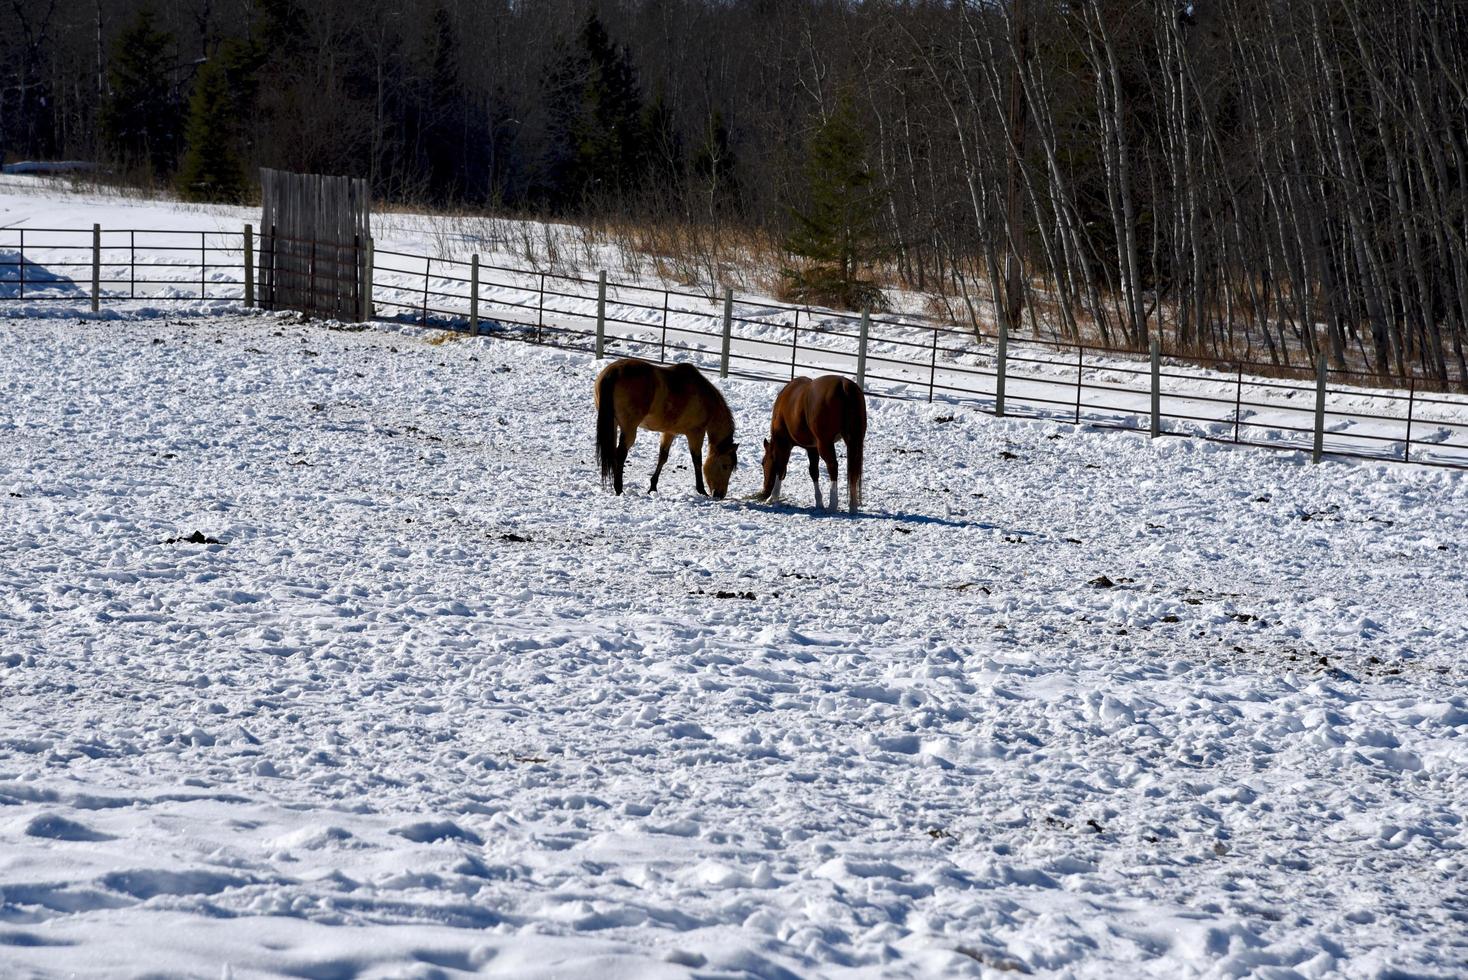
[1312,354,1327,463]
[595,270,607,358]
[200,231,206,300]
[244,224,254,307]
[536,272,545,344]
[91,224,101,313]
[928,328,938,401]
[470,253,480,336]
[659,288,670,363]
[856,308,870,389]
[1232,364,1243,443]
[996,319,1009,417]
[790,306,801,379]
[721,286,734,378]
[1074,345,1084,423]
[1149,337,1160,437]
[363,236,374,320]
[421,257,430,326]
[1404,377,1416,464]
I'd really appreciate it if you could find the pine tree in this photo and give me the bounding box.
[176,42,257,203]
[543,13,645,210]
[414,3,469,202]
[641,87,683,190]
[783,96,888,311]
[692,110,738,217]
[99,7,180,178]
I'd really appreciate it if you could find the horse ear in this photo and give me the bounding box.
[730,442,739,451]
[763,438,770,450]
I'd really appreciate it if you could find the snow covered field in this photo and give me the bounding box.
[2,310,1465,978]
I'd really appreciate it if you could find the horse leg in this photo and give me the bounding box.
[649,432,675,492]
[687,431,708,496]
[819,442,840,512]
[614,425,637,495]
[807,448,822,509]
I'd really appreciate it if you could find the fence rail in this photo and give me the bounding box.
[3,223,1466,471]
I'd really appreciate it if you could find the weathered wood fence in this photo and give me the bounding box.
[258,168,372,320]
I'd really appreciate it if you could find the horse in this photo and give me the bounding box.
[595,357,739,499]
[753,375,866,513]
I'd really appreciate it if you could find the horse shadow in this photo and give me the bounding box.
[727,497,1040,536]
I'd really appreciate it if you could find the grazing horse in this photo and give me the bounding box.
[595,358,739,499]
[754,375,866,513]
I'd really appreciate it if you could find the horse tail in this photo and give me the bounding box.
[595,368,619,486]
[844,379,867,512]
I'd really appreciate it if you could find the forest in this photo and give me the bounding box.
[3,0,1466,386]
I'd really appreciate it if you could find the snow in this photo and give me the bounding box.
[2,308,1465,978]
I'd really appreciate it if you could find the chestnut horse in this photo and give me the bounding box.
[595,358,739,498]
[754,375,866,513]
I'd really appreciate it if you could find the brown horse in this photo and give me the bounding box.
[595,358,739,499]
[754,375,866,513]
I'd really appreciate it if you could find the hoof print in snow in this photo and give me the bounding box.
[664,950,708,968]
[955,946,1031,973]
[1159,614,1181,623]
[894,527,913,535]
[390,820,483,845]
[165,531,223,546]
[933,415,957,424]
[499,533,532,543]
[1088,574,1116,588]
[892,447,923,455]
[1002,534,1024,544]
[999,450,1020,460]
[25,813,114,842]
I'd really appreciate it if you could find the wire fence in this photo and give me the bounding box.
[3,223,1467,470]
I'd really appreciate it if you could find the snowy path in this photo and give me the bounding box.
[1,314,1466,978]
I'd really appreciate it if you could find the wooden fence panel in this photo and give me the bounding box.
[258,168,371,320]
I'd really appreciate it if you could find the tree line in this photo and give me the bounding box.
[3,1,1465,386]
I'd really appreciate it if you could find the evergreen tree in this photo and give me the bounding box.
[176,41,259,203]
[783,96,887,311]
[641,87,684,191]
[412,3,476,202]
[692,110,739,217]
[100,7,180,177]
[543,13,645,209]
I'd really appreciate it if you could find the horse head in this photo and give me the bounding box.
[753,437,786,501]
[705,435,738,500]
